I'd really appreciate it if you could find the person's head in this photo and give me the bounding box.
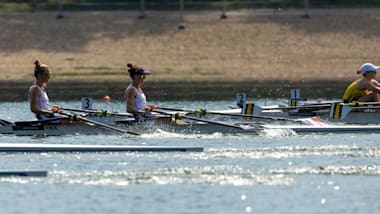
[127,62,151,81]
[357,63,379,77]
[34,60,50,81]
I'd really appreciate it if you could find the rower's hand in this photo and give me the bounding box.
[146,105,159,112]
[144,106,152,113]
[51,105,63,113]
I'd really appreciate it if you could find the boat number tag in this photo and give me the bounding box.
[236,93,246,108]
[81,98,93,110]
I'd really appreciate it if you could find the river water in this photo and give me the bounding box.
[0,100,379,214]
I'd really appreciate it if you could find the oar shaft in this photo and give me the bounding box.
[212,111,302,122]
[154,109,262,131]
[63,108,133,117]
[262,104,332,111]
[79,117,138,135]
[0,119,14,126]
[159,107,190,112]
[58,111,140,135]
[160,107,299,122]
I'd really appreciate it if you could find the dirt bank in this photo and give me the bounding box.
[0,9,378,100]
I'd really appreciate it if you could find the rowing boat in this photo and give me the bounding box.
[4,114,380,136]
[248,102,380,124]
[3,102,380,136]
[0,115,259,136]
[236,89,380,125]
[68,111,380,135]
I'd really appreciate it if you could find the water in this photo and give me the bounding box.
[0,100,379,214]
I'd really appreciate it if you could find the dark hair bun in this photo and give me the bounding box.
[34,60,41,67]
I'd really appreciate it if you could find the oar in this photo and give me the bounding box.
[261,103,332,111]
[62,108,134,117]
[0,119,14,126]
[58,111,140,136]
[153,109,263,132]
[159,107,306,123]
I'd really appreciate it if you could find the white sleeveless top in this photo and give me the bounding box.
[126,85,152,120]
[129,85,147,110]
[29,85,50,110]
[29,84,54,120]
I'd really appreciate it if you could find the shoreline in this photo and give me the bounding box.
[1,80,348,101]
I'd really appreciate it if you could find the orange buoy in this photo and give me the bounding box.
[103,95,111,102]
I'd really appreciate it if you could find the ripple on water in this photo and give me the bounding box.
[270,165,380,176]
[0,165,294,186]
[170,145,380,160]
[2,164,378,186]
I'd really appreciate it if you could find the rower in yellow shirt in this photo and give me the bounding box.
[343,63,380,103]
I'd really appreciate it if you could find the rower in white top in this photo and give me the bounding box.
[28,60,62,123]
[125,62,158,121]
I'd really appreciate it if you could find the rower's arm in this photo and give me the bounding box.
[372,79,380,88]
[367,80,380,93]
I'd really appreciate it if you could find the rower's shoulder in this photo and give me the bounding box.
[125,85,137,94]
[29,84,39,92]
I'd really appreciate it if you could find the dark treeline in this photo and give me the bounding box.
[1,0,380,12]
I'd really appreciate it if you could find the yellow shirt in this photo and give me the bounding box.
[342,78,369,102]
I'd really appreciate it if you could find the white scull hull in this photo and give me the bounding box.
[0,118,256,136]
[262,124,380,133]
[235,104,380,125]
[1,123,118,136]
[3,108,380,136]
[3,120,380,136]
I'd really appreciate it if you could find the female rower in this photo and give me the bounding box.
[125,63,158,121]
[343,63,380,103]
[28,60,62,122]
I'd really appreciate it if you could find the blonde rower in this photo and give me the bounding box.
[28,60,62,122]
